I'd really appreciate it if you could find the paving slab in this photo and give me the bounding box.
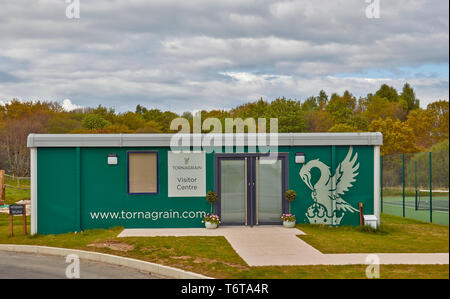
[118,226,449,266]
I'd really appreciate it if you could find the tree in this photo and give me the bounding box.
[143,109,179,132]
[304,110,333,132]
[46,116,82,133]
[405,109,435,150]
[301,96,318,111]
[374,84,399,102]
[135,121,163,133]
[116,112,146,130]
[399,83,419,111]
[325,92,356,125]
[268,97,306,132]
[88,105,117,123]
[328,123,360,132]
[427,100,449,141]
[181,111,193,120]
[363,95,407,122]
[317,90,328,109]
[0,112,50,176]
[82,113,111,130]
[369,117,418,155]
[135,104,148,115]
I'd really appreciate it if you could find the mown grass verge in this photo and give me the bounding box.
[1,213,448,279]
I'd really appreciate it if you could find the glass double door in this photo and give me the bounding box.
[216,154,287,226]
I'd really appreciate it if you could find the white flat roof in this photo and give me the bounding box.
[27,133,382,147]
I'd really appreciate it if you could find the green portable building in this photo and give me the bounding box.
[27,133,382,235]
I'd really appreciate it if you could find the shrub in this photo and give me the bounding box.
[206,191,219,213]
[284,190,296,213]
[82,113,111,130]
[281,213,296,222]
[202,214,220,225]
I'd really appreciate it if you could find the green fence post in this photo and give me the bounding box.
[414,161,417,210]
[429,152,432,223]
[402,153,405,218]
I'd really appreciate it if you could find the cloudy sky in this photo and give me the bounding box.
[0,0,448,112]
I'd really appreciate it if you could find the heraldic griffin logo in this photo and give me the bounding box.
[299,147,360,226]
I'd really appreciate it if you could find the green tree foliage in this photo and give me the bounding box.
[301,96,319,112]
[142,109,179,132]
[325,91,356,125]
[116,112,146,130]
[230,97,306,133]
[374,84,400,102]
[268,97,306,133]
[317,90,328,109]
[82,113,111,130]
[0,83,448,176]
[400,83,420,111]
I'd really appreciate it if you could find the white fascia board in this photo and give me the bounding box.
[27,132,383,147]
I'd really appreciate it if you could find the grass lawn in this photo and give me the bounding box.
[2,176,30,205]
[382,202,449,226]
[297,213,449,253]
[0,213,448,279]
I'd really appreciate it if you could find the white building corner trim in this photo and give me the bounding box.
[373,145,381,226]
[30,147,37,235]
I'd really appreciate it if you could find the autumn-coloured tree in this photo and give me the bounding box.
[0,84,448,176]
[405,109,435,150]
[0,112,50,175]
[427,100,449,141]
[362,95,407,123]
[369,117,418,155]
[328,123,360,133]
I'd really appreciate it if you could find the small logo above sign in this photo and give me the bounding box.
[168,151,206,197]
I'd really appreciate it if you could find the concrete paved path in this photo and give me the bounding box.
[118,226,449,266]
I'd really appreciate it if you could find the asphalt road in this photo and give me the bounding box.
[0,251,163,279]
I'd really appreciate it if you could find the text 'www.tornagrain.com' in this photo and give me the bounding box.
[89,210,207,221]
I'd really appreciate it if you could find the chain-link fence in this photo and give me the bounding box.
[381,150,449,226]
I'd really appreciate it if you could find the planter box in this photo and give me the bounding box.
[204,221,218,229]
[283,220,296,228]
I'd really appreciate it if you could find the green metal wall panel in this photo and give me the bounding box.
[79,147,213,230]
[287,145,374,226]
[36,145,374,234]
[37,148,79,234]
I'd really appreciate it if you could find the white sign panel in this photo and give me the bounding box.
[168,151,206,197]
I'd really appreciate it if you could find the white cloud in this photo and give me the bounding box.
[61,99,82,111]
[0,0,447,111]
